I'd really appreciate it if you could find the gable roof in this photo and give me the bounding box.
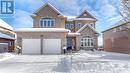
[77,10,97,20]
[102,18,130,32]
[76,24,99,34]
[33,3,63,15]
[0,19,13,30]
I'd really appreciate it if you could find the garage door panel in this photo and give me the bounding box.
[43,39,61,54]
[22,39,41,54]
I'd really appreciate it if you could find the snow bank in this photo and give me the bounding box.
[72,50,101,62]
[70,50,130,73]
[0,53,14,61]
[71,62,130,73]
[73,50,130,61]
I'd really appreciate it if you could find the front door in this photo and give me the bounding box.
[67,37,76,50]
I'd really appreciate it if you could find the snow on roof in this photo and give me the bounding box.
[77,24,99,34]
[103,18,130,32]
[0,43,8,45]
[0,19,13,30]
[67,16,76,19]
[0,32,15,40]
[65,16,76,21]
[34,3,63,15]
[74,18,96,21]
[65,16,96,21]
[67,33,81,37]
[15,28,70,32]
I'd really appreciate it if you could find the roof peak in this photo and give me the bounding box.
[77,9,97,20]
[77,24,99,34]
[33,2,63,15]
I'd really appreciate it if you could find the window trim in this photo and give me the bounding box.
[76,22,82,28]
[65,23,74,29]
[80,36,94,47]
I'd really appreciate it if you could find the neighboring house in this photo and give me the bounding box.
[0,19,15,52]
[15,3,99,55]
[103,19,130,54]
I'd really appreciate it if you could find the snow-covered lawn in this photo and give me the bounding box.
[70,50,130,73]
[0,51,130,73]
[0,53,14,61]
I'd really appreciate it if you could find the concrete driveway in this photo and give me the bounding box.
[0,55,70,73]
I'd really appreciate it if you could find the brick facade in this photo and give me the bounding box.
[0,38,15,52]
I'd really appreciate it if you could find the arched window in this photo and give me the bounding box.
[40,17,55,27]
[81,36,94,47]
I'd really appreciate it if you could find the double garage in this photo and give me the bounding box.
[15,28,69,55]
[22,39,61,54]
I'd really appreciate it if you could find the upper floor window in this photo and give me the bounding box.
[40,17,55,27]
[65,23,74,29]
[81,36,94,47]
[76,23,82,28]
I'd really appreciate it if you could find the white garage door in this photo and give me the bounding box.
[22,39,41,55]
[43,39,61,54]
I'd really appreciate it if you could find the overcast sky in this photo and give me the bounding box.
[1,0,122,33]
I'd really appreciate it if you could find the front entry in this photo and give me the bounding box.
[67,37,76,51]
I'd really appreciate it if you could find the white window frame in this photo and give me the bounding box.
[40,17,55,27]
[65,23,74,29]
[76,23,82,28]
[81,36,94,47]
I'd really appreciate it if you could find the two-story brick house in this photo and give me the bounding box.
[103,19,130,54]
[15,3,99,54]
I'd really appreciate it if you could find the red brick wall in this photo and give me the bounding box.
[0,38,15,52]
[104,36,130,54]
[103,23,130,54]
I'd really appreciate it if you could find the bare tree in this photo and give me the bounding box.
[120,0,130,19]
[120,0,130,39]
